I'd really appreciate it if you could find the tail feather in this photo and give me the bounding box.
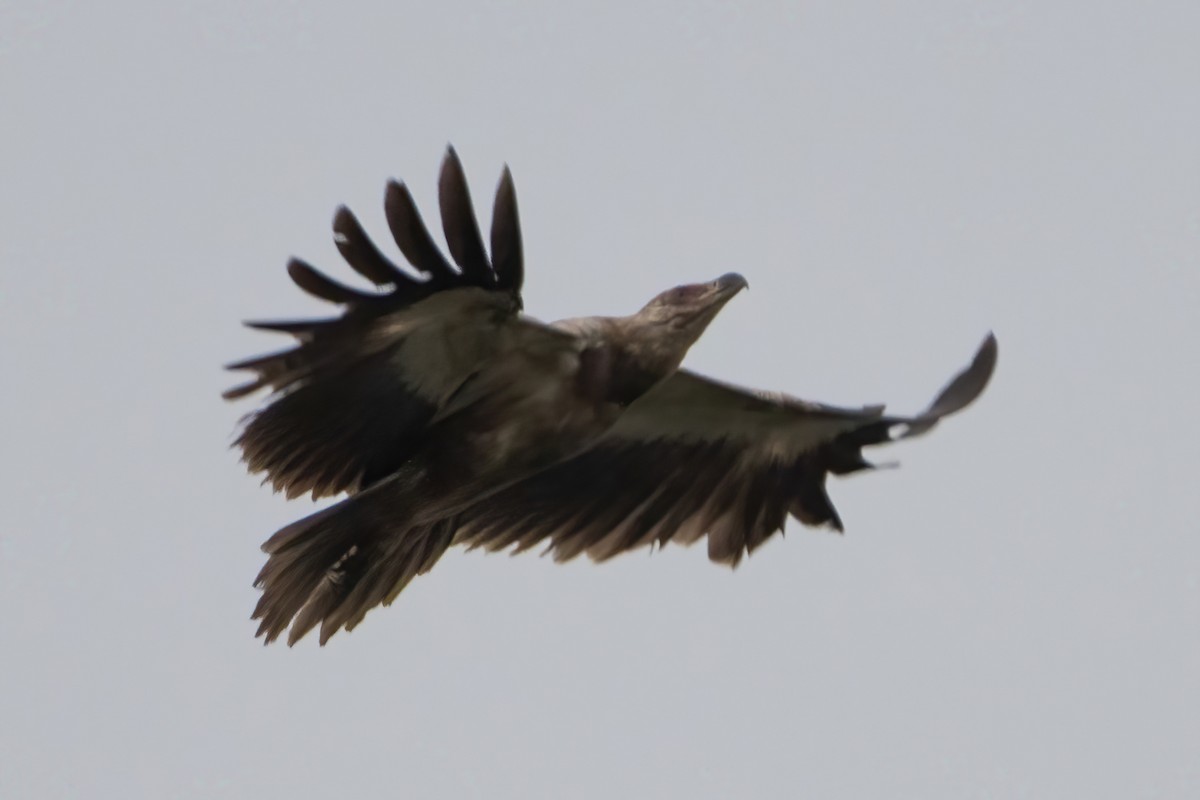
[251,474,453,645]
[316,519,453,644]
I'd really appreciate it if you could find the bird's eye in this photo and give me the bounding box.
[665,285,705,304]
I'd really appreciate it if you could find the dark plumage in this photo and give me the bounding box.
[226,147,997,645]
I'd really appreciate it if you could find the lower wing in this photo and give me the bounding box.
[455,333,997,565]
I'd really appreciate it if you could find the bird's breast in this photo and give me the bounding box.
[576,343,667,408]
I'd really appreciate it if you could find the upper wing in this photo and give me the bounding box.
[455,333,997,566]
[225,147,535,499]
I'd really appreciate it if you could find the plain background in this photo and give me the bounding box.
[2,1,1197,797]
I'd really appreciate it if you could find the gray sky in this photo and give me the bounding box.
[2,1,1197,797]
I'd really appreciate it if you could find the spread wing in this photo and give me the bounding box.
[225,147,537,499]
[455,334,997,566]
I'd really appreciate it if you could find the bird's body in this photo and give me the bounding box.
[227,148,997,645]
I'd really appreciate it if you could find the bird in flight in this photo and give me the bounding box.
[226,147,997,646]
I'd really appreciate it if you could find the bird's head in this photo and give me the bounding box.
[629,272,748,369]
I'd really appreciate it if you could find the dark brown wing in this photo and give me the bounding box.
[455,334,997,566]
[225,147,529,499]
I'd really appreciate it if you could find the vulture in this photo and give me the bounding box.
[226,147,997,646]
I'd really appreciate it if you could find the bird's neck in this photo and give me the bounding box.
[571,316,691,408]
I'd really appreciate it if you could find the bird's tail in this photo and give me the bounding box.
[251,467,454,646]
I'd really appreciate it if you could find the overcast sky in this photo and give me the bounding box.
[2,1,1197,798]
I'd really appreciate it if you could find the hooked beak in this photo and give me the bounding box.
[714,272,749,297]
